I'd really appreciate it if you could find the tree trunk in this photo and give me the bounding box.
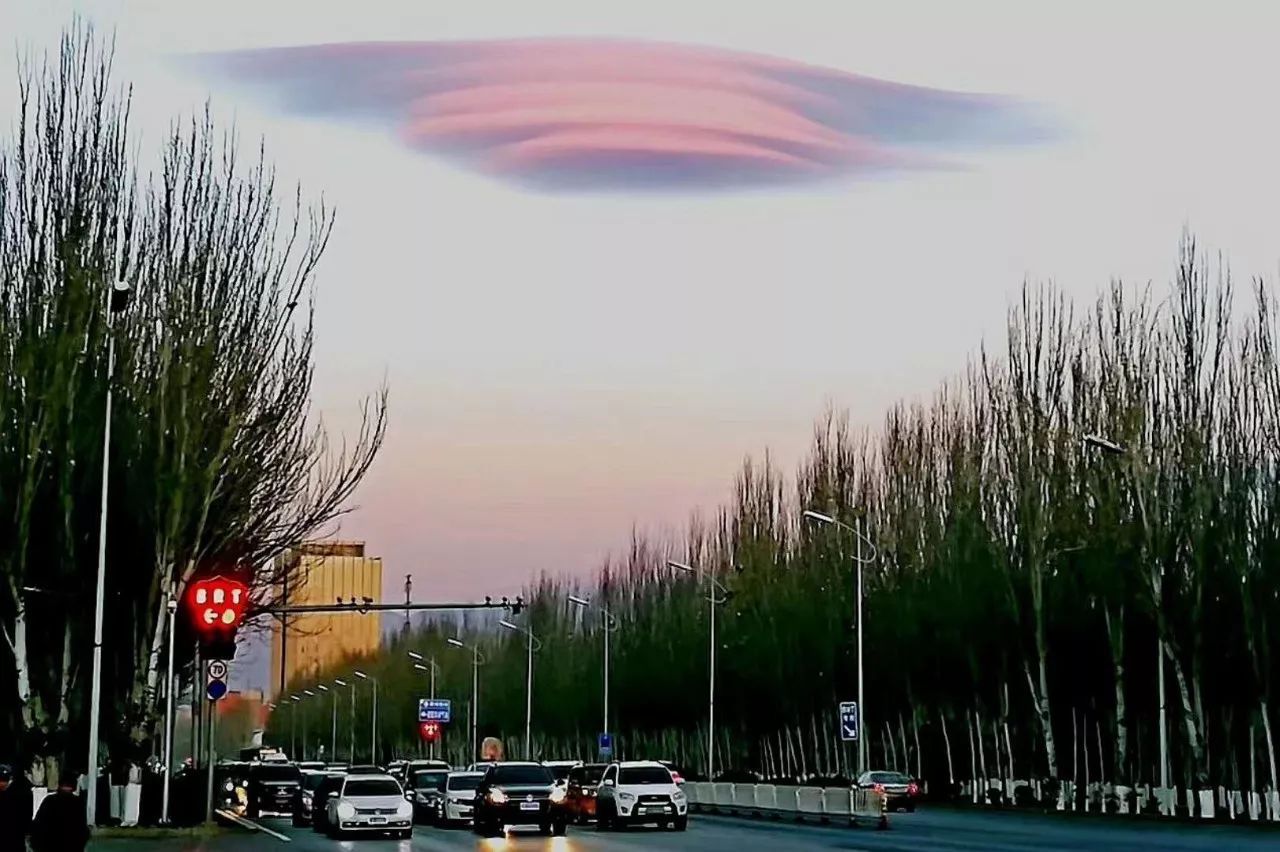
[1024,657,1059,779]
[1105,604,1130,784]
[1262,700,1278,796]
[975,708,988,783]
[913,712,923,780]
[1167,648,1206,785]
[940,709,955,784]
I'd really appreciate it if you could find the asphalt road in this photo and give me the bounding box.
[89,809,1280,851]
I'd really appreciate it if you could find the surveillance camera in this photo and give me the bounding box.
[167,599,178,614]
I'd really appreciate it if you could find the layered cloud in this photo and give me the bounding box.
[201,38,1050,191]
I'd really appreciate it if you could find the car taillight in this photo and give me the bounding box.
[908,783,919,796]
[671,773,684,785]
[873,783,885,794]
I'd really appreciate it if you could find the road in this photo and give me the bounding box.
[89,809,1280,851]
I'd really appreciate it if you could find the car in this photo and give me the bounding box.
[596,761,687,831]
[296,761,326,772]
[324,773,414,839]
[406,766,451,823]
[246,761,302,818]
[466,760,496,772]
[345,764,386,775]
[472,761,570,837]
[657,760,687,785]
[565,763,608,824]
[439,771,484,826]
[543,760,581,786]
[292,770,337,827]
[855,770,920,812]
[311,773,347,833]
[407,758,451,774]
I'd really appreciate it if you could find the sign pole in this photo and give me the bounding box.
[204,665,216,824]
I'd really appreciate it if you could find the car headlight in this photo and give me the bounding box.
[336,802,356,821]
[397,800,414,818]
[488,789,508,804]
[617,792,636,803]
[549,787,566,804]
[301,793,312,805]
[223,781,234,792]
[672,789,686,801]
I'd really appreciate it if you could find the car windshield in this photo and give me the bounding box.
[344,779,401,797]
[447,774,482,791]
[869,772,910,784]
[619,766,673,785]
[580,765,606,784]
[491,765,553,785]
[413,770,449,790]
[251,765,300,782]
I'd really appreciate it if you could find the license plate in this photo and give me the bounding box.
[369,816,387,824]
[520,802,541,811]
[643,806,666,814]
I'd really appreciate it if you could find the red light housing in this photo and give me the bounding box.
[872,783,885,794]
[671,772,684,785]
[908,782,919,796]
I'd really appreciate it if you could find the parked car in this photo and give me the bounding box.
[565,763,608,824]
[246,761,301,818]
[407,767,451,823]
[596,761,687,831]
[292,770,337,827]
[324,773,414,839]
[345,764,386,775]
[311,773,348,834]
[855,770,919,812]
[472,761,569,837]
[439,771,484,826]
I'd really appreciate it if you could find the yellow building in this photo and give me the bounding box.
[269,541,383,699]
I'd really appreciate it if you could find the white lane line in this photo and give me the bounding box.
[215,809,293,842]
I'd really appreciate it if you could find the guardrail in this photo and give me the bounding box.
[687,782,888,829]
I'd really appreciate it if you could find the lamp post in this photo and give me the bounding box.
[335,678,353,763]
[448,638,486,761]
[353,671,378,763]
[161,593,178,823]
[500,619,543,759]
[85,279,132,827]
[1083,432,1168,797]
[303,690,317,760]
[669,561,730,781]
[317,684,336,761]
[804,508,877,777]
[568,595,619,755]
[289,695,301,759]
[410,652,441,759]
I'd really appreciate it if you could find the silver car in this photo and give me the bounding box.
[440,771,485,826]
[325,773,414,838]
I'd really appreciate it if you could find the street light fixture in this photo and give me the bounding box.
[500,619,544,759]
[669,560,730,781]
[448,638,487,761]
[85,278,133,827]
[317,684,337,761]
[353,670,379,763]
[568,595,619,755]
[804,507,877,777]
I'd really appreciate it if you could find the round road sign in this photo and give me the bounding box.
[206,679,228,701]
[208,660,228,679]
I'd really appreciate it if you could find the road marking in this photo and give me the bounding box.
[215,809,292,842]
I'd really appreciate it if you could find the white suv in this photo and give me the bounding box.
[596,761,688,831]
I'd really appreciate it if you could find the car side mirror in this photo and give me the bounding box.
[603,779,615,787]
[326,791,338,800]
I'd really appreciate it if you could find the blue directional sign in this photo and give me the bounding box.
[206,679,228,701]
[839,701,859,741]
[598,732,613,756]
[418,698,452,724]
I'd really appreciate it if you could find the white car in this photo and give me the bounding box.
[325,773,414,838]
[440,771,485,826]
[596,761,688,830]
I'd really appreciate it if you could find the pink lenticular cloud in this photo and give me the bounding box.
[203,38,1050,191]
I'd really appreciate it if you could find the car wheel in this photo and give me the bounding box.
[399,829,413,839]
[539,822,552,836]
[552,820,567,837]
[674,816,689,831]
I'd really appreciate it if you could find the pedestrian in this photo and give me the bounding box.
[30,770,90,852]
[0,764,31,852]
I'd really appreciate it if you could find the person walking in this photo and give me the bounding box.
[0,765,31,852]
[30,771,90,852]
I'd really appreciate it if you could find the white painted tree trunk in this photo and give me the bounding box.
[976,708,989,793]
[1105,604,1129,784]
[912,712,923,780]
[1168,649,1205,783]
[898,715,910,778]
[940,709,955,784]
[1262,701,1278,809]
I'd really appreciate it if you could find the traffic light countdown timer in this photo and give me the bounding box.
[185,575,250,661]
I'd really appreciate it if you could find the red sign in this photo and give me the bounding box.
[186,576,250,635]
[419,721,441,743]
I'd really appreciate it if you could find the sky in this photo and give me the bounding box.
[4,1,1280,686]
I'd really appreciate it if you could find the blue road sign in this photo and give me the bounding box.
[418,698,452,724]
[206,679,228,701]
[598,732,613,756]
[839,701,859,741]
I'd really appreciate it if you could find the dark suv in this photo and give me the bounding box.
[473,762,569,837]
[311,773,347,833]
[246,762,301,818]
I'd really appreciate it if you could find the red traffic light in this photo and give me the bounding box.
[186,576,249,635]
[418,721,441,743]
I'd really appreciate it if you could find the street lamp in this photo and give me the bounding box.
[500,619,544,759]
[448,638,487,761]
[335,678,353,763]
[289,694,301,759]
[410,651,442,759]
[353,671,378,764]
[317,684,337,761]
[804,508,877,777]
[1082,431,1169,797]
[669,560,730,781]
[568,595,619,755]
[85,279,133,827]
[302,690,317,760]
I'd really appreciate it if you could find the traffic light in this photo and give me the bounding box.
[186,576,249,660]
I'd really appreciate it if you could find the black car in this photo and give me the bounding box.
[473,762,569,837]
[311,773,348,833]
[408,768,450,823]
[292,770,333,827]
[247,762,302,817]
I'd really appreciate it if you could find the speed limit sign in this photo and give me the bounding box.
[208,660,228,679]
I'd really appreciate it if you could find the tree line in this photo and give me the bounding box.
[283,239,1280,799]
[0,27,385,785]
